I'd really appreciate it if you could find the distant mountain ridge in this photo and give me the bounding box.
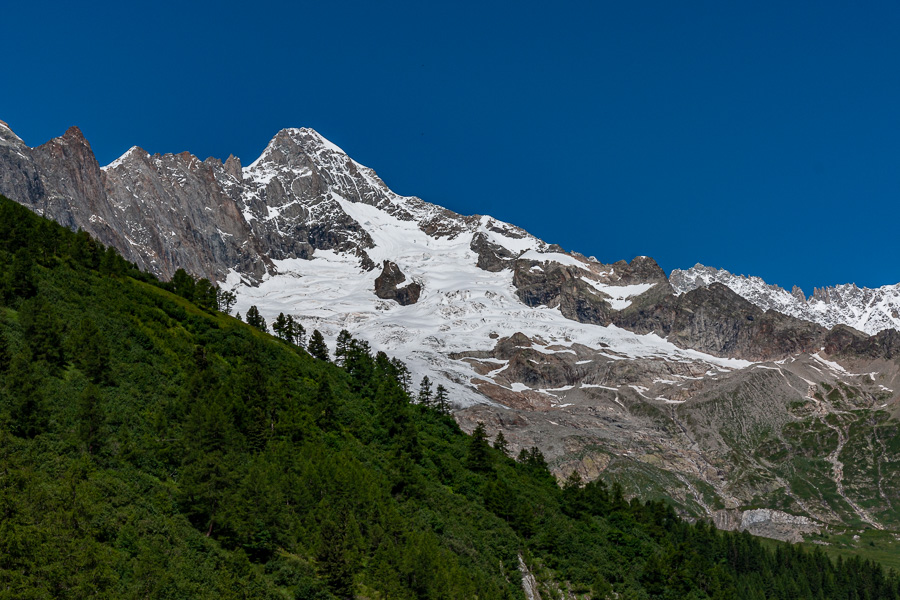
[671,264,900,335]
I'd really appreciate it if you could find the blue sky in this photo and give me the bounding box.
[3,1,899,293]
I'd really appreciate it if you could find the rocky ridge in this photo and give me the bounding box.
[672,263,900,335]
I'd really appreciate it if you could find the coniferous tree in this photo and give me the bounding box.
[171,268,196,302]
[287,315,305,347]
[272,313,289,341]
[235,311,242,322]
[217,288,237,315]
[391,357,411,394]
[194,279,218,311]
[314,378,337,429]
[245,306,268,332]
[334,329,352,366]
[467,422,492,472]
[417,376,433,407]
[493,430,509,456]
[434,384,449,414]
[308,329,330,361]
[0,333,10,373]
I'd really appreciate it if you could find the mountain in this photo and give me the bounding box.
[2,120,900,547]
[672,264,900,336]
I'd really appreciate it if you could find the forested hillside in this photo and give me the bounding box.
[0,193,897,599]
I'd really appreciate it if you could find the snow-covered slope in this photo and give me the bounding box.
[227,144,748,406]
[670,264,900,335]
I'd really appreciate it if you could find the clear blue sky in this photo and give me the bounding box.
[3,1,899,293]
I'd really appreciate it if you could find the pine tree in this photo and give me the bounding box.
[272,313,289,341]
[171,268,196,302]
[467,422,492,472]
[417,376,433,407]
[391,357,411,394]
[334,329,352,366]
[434,384,449,414]
[314,378,337,429]
[308,330,330,361]
[287,315,305,347]
[217,288,237,315]
[245,306,268,332]
[194,278,218,311]
[493,430,508,455]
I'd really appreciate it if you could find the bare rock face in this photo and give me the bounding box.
[470,231,517,271]
[713,509,821,543]
[374,260,421,305]
[612,283,827,361]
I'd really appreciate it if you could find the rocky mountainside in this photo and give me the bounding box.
[672,263,900,335]
[2,119,900,544]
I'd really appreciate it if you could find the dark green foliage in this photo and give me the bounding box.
[435,383,449,415]
[19,295,65,367]
[308,329,329,361]
[334,329,352,366]
[417,375,433,407]
[0,194,898,599]
[217,287,237,315]
[273,312,305,346]
[69,317,110,384]
[245,305,268,332]
[493,430,509,455]
[171,268,196,301]
[467,422,492,472]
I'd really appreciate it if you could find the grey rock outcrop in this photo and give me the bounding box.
[374,260,421,305]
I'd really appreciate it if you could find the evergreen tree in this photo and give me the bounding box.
[391,357,411,394]
[194,278,218,311]
[417,376,433,407]
[245,306,268,332]
[171,268,196,302]
[314,378,337,429]
[288,315,305,347]
[272,313,289,341]
[334,329,352,366]
[435,384,449,414]
[308,329,330,361]
[493,430,508,456]
[217,288,237,315]
[467,422,492,472]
